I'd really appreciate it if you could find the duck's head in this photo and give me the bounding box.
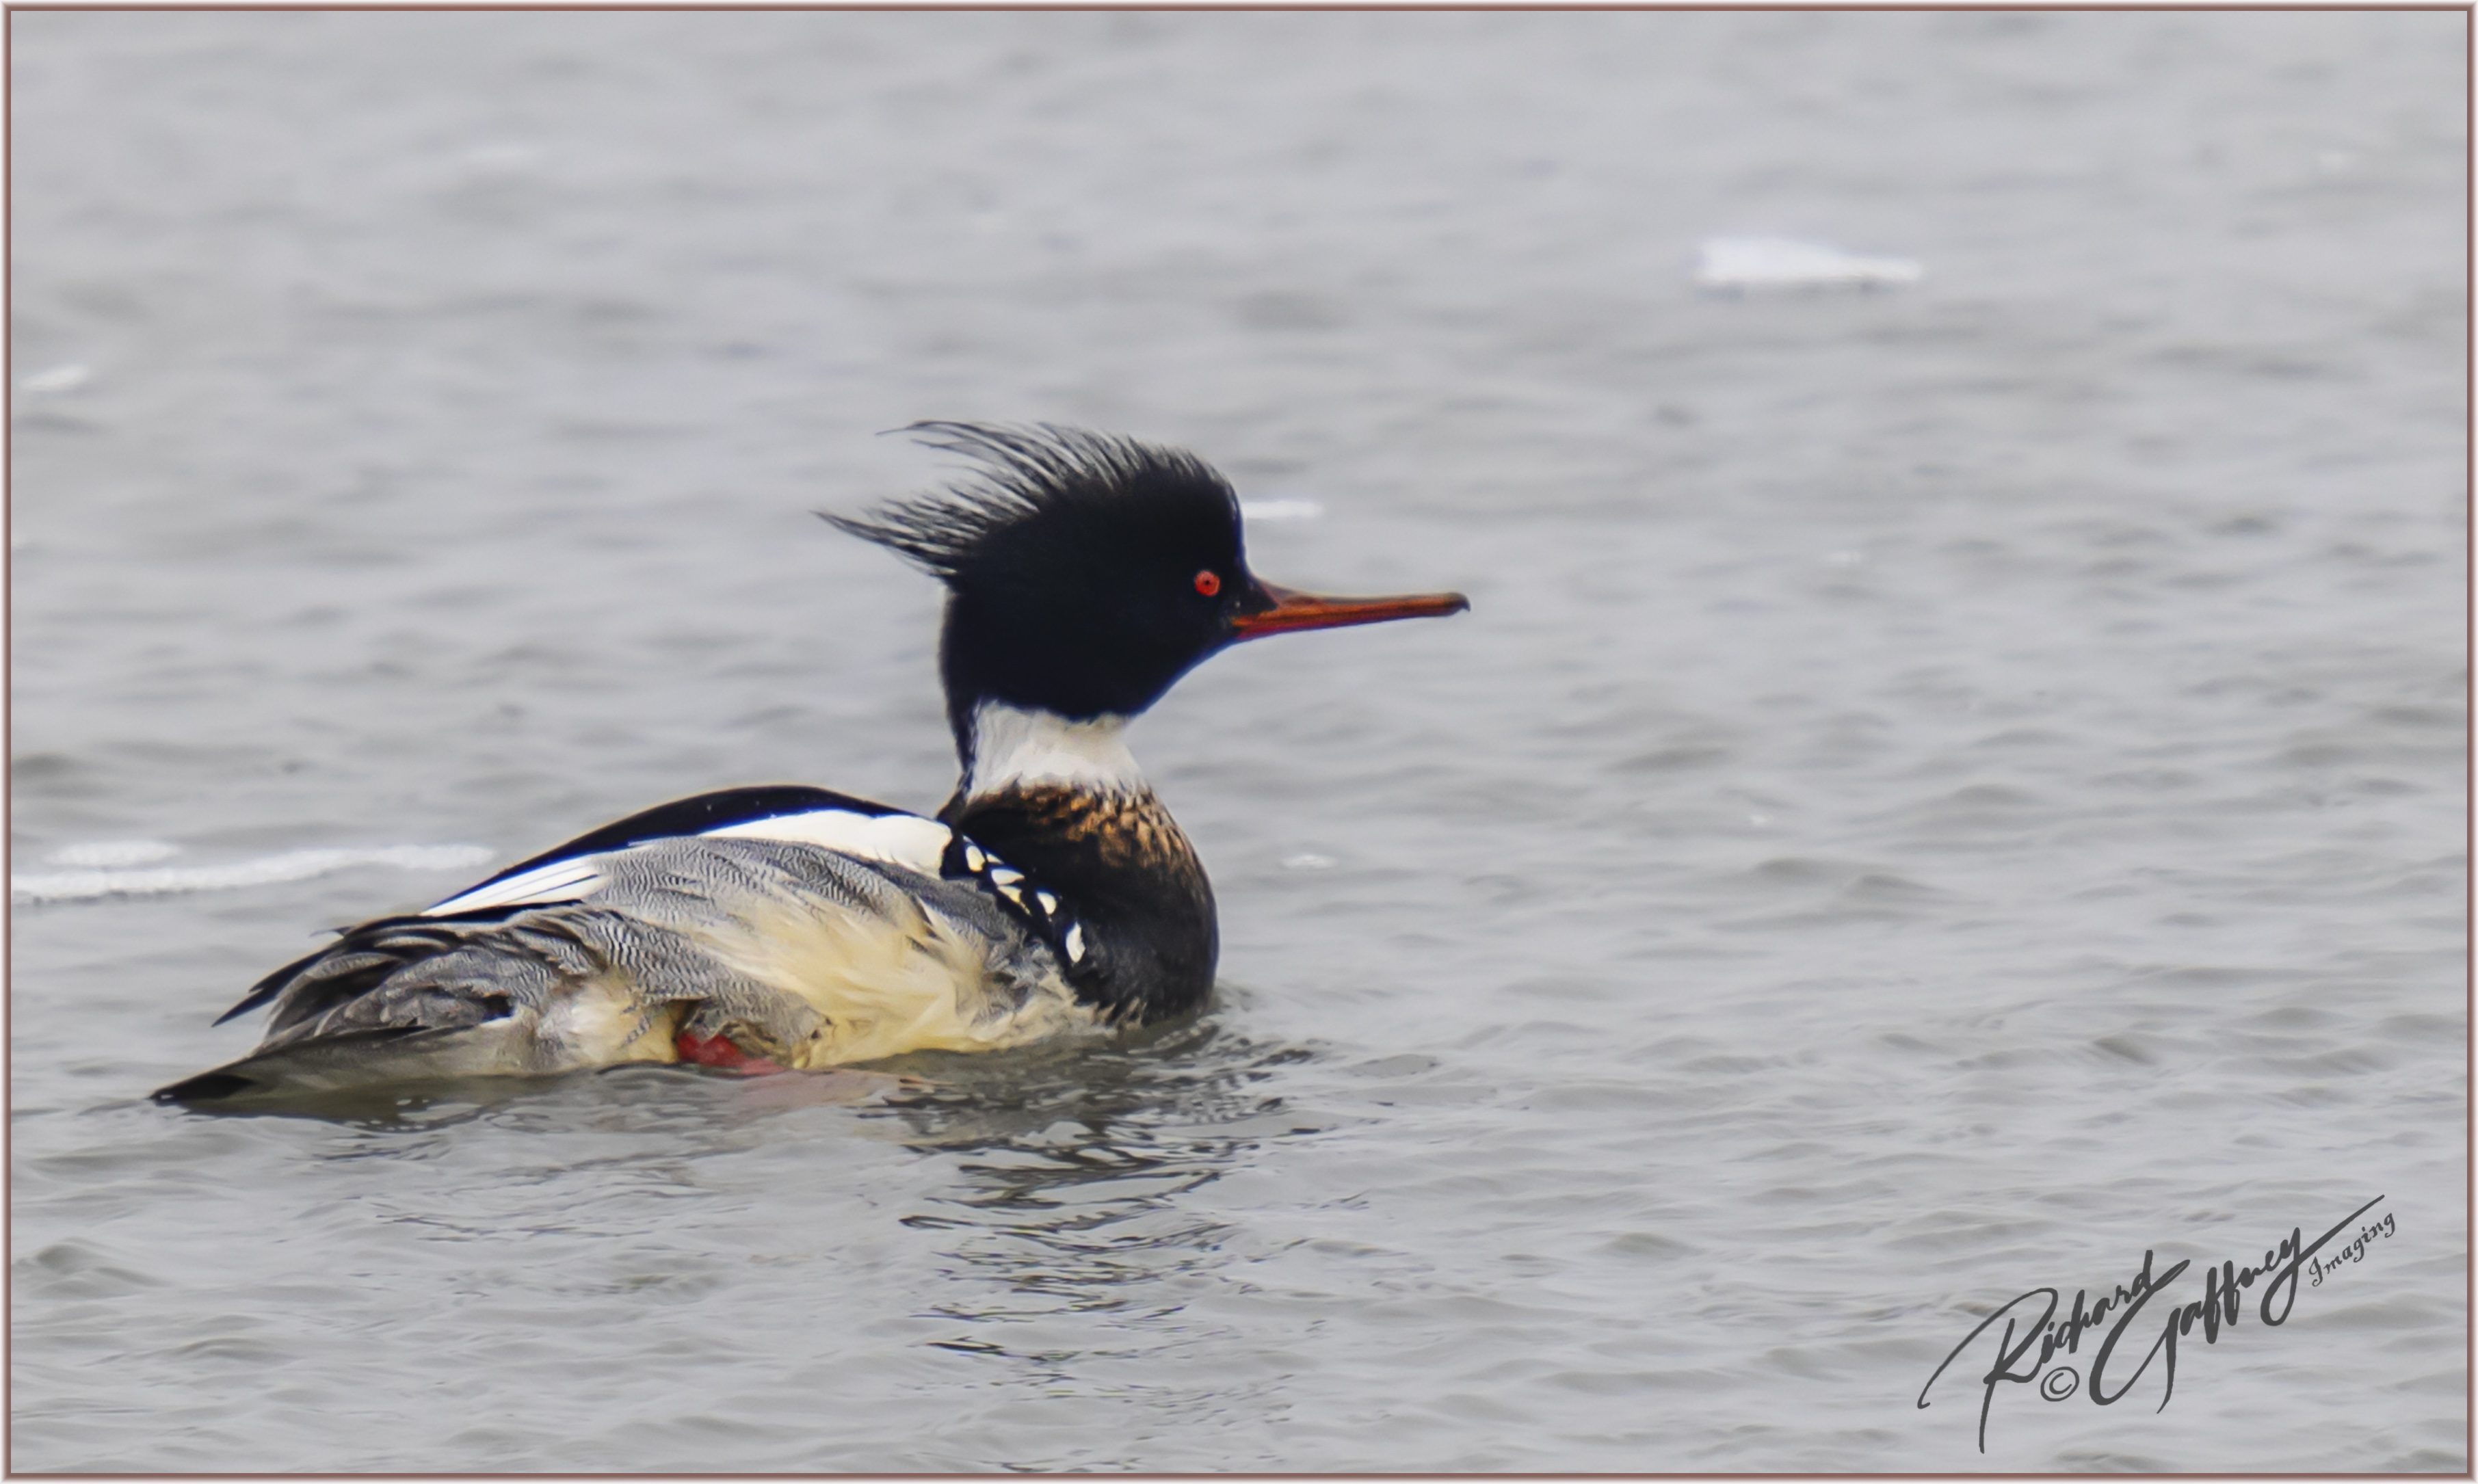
[828,422,1468,795]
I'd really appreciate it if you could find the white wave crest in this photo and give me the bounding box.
[18,362,94,395]
[48,840,183,868]
[12,845,495,905]
[1240,498,1325,522]
[1695,236,1923,291]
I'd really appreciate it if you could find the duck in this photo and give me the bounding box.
[155,423,1468,1102]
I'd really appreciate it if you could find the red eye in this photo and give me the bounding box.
[1194,570,1222,597]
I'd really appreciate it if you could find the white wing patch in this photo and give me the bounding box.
[421,808,955,918]
[425,858,605,916]
[701,809,951,871]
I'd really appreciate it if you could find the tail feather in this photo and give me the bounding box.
[212,907,524,1027]
[153,1028,439,1104]
[165,907,828,1102]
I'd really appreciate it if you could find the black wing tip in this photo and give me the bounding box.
[153,1070,259,1104]
[211,979,289,1026]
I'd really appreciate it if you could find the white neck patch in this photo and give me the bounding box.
[964,703,1146,801]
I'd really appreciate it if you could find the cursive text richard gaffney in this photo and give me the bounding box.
[1918,1195,2389,1453]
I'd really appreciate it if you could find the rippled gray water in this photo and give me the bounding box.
[11,10,2467,1472]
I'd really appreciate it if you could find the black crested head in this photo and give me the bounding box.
[827,422,1253,737]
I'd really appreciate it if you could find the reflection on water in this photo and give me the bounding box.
[878,1015,1323,1343]
[858,1016,1335,1470]
[875,1009,1323,1151]
[167,1003,1313,1148]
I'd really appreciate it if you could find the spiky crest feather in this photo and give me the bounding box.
[823,422,1238,582]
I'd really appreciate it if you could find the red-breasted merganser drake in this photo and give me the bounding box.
[155,423,1468,1102]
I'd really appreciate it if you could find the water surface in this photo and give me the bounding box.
[11,10,2467,1471]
